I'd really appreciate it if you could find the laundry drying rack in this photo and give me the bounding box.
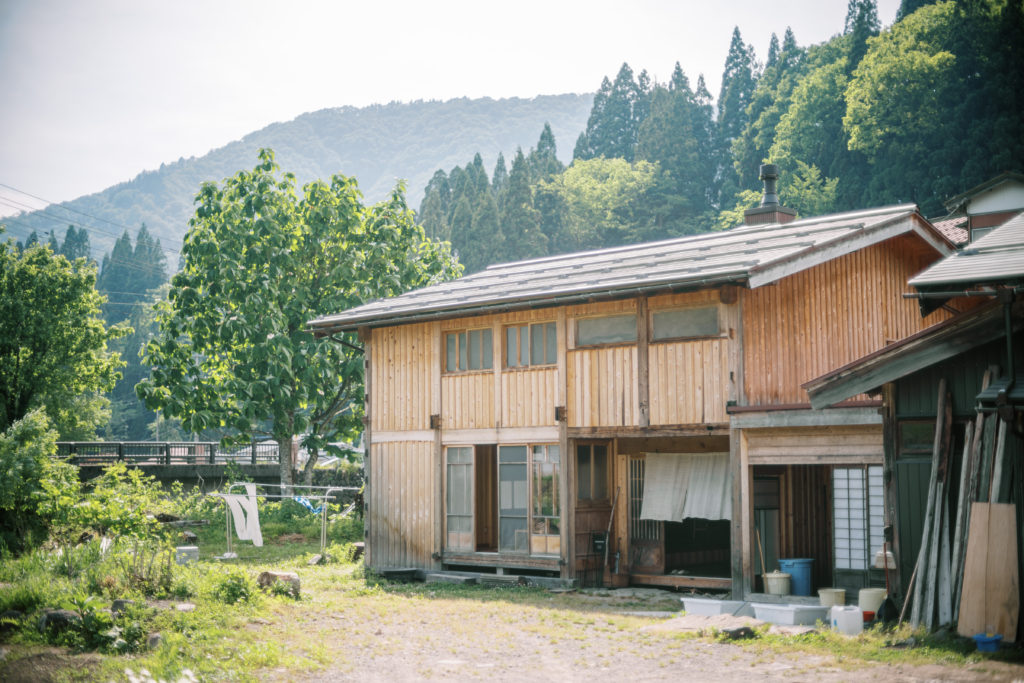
[212,482,361,558]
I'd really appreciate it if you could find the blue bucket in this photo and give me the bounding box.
[778,558,814,596]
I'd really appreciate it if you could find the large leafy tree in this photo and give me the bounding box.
[138,150,461,485]
[0,235,124,437]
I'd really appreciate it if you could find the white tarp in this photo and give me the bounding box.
[640,453,731,522]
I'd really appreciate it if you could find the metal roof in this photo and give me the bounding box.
[310,203,943,332]
[909,211,1024,289]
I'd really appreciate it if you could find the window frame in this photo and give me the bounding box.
[504,321,557,369]
[573,313,638,349]
[648,304,723,343]
[444,327,494,374]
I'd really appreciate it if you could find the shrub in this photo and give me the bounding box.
[0,410,67,553]
[211,569,256,605]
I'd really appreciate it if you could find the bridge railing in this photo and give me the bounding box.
[56,441,280,466]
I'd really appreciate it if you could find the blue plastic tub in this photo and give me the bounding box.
[778,558,814,596]
[974,633,1002,652]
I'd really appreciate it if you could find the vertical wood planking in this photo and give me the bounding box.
[741,235,953,406]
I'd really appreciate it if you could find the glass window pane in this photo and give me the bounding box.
[593,445,608,500]
[499,445,527,463]
[652,306,719,340]
[577,447,592,500]
[458,332,467,371]
[530,323,545,365]
[520,326,529,366]
[468,330,481,369]
[482,328,493,369]
[506,326,518,367]
[577,315,637,346]
[545,322,557,364]
[548,445,559,463]
[500,517,528,552]
[445,333,456,372]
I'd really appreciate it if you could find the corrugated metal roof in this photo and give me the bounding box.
[910,211,1024,289]
[311,203,931,332]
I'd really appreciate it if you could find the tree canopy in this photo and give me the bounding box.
[138,149,462,484]
[0,236,124,438]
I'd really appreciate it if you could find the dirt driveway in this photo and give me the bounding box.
[253,584,1024,682]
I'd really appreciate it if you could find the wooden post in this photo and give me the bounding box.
[431,321,443,570]
[637,296,650,428]
[950,420,975,621]
[989,421,1009,503]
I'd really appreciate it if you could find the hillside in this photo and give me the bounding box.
[2,94,593,258]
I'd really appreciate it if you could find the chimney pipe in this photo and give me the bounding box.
[743,163,797,226]
[759,164,780,207]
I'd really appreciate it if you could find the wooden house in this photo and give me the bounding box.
[806,211,1024,633]
[309,171,956,596]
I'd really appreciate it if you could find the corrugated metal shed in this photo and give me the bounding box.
[311,203,948,332]
[909,212,1024,289]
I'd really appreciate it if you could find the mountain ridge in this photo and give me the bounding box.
[2,93,593,260]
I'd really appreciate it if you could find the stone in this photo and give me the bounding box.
[175,546,199,565]
[308,554,324,566]
[0,609,23,636]
[37,609,81,634]
[147,632,163,649]
[351,542,365,560]
[174,603,196,613]
[181,530,198,543]
[721,626,758,640]
[111,599,136,616]
[257,571,301,598]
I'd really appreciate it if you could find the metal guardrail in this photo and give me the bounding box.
[56,441,280,465]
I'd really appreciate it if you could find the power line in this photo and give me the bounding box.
[0,181,186,251]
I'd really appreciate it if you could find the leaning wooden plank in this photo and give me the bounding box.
[924,479,945,630]
[938,500,953,627]
[958,502,990,637]
[951,420,976,621]
[957,502,1019,641]
[989,421,1009,504]
[977,413,998,504]
[911,379,948,628]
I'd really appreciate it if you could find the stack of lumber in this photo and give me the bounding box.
[907,372,1019,640]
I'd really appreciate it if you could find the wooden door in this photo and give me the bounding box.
[629,455,665,573]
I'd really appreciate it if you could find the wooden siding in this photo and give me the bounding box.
[567,346,638,427]
[502,368,557,427]
[649,339,729,424]
[371,324,432,432]
[366,440,436,569]
[745,425,883,465]
[742,235,949,406]
[441,373,495,429]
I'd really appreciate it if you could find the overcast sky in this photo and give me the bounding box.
[0,0,900,217]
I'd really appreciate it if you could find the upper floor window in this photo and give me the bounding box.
[506,321,556,368]
[651,305,720,341]
[576,314,637,347]
[445,328,492,373]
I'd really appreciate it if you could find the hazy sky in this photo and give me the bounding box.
[0,0,900,217]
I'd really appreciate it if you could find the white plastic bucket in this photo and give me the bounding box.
[831,605,863,635]
[858,588,886,613]
[818,588,845,607]
[764,571,791,595]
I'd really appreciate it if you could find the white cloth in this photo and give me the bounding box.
[640,453,731,522]
[223,483,263,547]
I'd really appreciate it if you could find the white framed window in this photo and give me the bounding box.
[833,465,884,571]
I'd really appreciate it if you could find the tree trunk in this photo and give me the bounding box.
[300,446,318,486]
[276,416,295,490]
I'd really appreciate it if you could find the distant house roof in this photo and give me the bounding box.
[943,171,1024,214]
[910,211,1024,290]
[310,204,952,333]
[928,215,969,246]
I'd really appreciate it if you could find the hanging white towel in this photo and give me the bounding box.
[223,483,263,547]
[640,453,731,522]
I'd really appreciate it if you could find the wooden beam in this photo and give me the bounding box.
[441,426,560,445]
[568,424,729,439]
[637,296,650,428]
[432,321,443,570]
[729,407,882,429]
[629,574,731,590]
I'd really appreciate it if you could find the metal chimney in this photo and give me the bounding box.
[744,163,797,226]
[759,164,780,207]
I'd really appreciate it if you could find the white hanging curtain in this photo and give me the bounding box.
[639,453,731,522]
